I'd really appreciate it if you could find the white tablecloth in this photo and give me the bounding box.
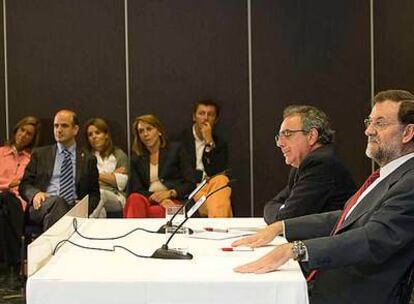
[27,218,309,304]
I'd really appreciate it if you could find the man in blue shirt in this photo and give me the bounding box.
[20,109,100,231]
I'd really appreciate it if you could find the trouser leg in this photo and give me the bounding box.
[29,196,69,231]
[196,175,233,217]
[124,193,150,218]
[0,192,24,267]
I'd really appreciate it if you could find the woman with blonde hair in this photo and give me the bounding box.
[124,114,194,218]
[84,118,128,218]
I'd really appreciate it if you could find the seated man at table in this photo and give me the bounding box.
[263,105,356,224]
[233,89,414,304]
[19,109,100,231]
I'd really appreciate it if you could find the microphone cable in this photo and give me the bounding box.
[71,217,159,241]
[52,218,153,258]
[53,177,237,258]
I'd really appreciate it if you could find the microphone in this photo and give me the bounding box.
[151,179,236,260]
[156,177,209,234]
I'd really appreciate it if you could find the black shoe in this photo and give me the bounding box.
[7,265,22,291]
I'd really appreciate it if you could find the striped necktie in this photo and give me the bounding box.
[306,170,380,282]
[59,148,75,205]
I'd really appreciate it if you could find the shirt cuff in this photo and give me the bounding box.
[114,173,128,191]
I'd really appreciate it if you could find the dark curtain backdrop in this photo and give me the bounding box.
[2,0,412,216]
[374,1,414,92]
[251,0,371,215]
[128,0,250,216]
[7,0,127,149]
[0,2,4,144]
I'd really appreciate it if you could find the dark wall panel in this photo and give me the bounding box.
[252,0,371,215]
[375,0,414,93]
[7,0,127,149]
[129,0,250,215]
[0,2,5,144]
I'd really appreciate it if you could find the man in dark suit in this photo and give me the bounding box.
[263,105,356,224]
[20,109,99,230]
[178,100,232,217]
[233,90,414,304]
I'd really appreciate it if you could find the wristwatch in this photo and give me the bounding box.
[205,142,215,152]
[292,241,307,261]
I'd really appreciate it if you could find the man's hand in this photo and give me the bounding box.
[232,221,283,248]
[8,179,21,188]
[160,199,177,209]
[233,243,294,274]
[149,190,172,203]
[200,122,213,144]
[114,167,126,174]
[33,192,48,210]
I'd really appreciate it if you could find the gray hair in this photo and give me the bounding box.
[283,105,335,145]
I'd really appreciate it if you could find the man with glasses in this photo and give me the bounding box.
[234,90,414,304]
[263,105,356,224]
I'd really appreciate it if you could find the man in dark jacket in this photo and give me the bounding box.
[20,109,99,231]
[263,105,356,224]
[235,89,414,304]
[179,100,232,217]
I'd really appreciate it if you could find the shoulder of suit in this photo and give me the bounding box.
[212,129,228,145]
[32,144,55,154]
[176,128,194,144]
[166,141,182,149]
[300,145,339,168]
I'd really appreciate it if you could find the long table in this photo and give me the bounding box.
[26,217,309,304]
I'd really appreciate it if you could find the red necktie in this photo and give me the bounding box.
[306,170,380,282]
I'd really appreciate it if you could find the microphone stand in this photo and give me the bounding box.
[151,182,233,260]
[156,178,208,234]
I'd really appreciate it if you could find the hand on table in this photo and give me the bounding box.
[231,221,283,248]
[233,243,294,274]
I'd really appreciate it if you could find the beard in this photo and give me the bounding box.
[366,138,401,167]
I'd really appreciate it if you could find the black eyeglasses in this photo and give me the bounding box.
[275,129,307,142]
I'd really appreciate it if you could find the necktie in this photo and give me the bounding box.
[59,148,75,205]
[306,170,380,282]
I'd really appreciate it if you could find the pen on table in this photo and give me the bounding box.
[204,227,228,233]
[221,247,254,252]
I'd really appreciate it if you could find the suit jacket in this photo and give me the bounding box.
[264,145,356,224]
[19,144,100,214]
[127,142,195,199]
[179,127,228,182]
[285,157,414,304]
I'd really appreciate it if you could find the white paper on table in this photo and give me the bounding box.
[189,230,254,240]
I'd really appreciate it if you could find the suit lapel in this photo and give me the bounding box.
[184,128,196,168]
[339,158,414,231]
[140,153,150,183]
[46,145,58,181]
[75,148,83,185]
[158,148,167,179]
